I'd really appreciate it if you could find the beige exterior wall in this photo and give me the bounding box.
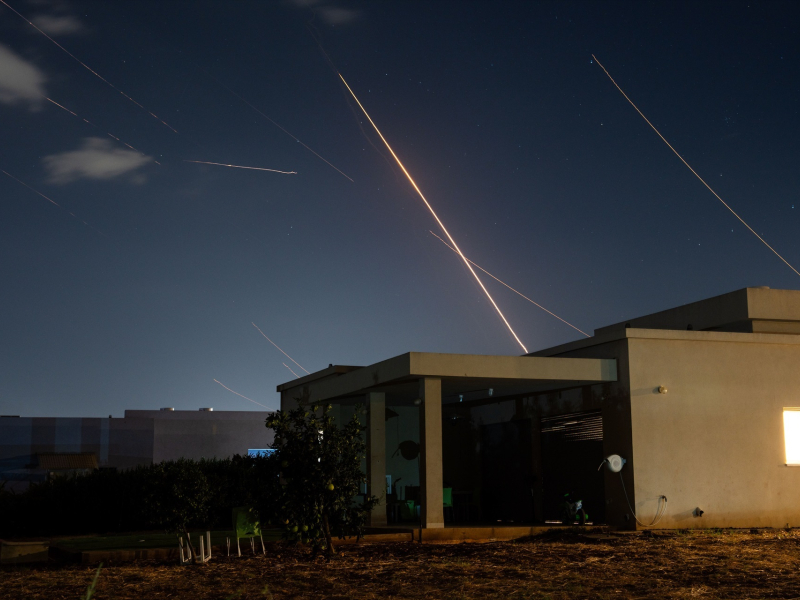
[627,332,800,529]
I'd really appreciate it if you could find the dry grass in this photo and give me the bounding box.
[2,529,800,599]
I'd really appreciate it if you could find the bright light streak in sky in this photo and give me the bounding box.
[593,54,800,278]
[2,170,106,236]
[213,378,271,409]
[251,322,310,374]
[282,363,300,378]
[429,231,590,338]
[184,160,296,175]
[338,73,529,354]
[0,0,179,134]
[44,97,160,165]
[210,76,354,182]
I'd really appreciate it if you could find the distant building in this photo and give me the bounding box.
[0,408,273,491]
[278,287,800,530]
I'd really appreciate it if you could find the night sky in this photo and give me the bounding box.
[1,1,799,417]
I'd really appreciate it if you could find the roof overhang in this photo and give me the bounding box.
[278,352,617,405]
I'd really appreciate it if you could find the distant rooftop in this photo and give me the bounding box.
[124,409,272,420]
[596,287,800,336]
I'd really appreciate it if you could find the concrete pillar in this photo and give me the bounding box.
[419,377,444,528]
[366,392,387,526]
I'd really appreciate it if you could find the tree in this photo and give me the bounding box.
[263,400,378,557]
[146,459,210,563]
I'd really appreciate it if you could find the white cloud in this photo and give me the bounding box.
[43,137,152,184]
[0,44,47,107]
[287,0,361,25]
[30,14,84,36]
[319,7,360,25]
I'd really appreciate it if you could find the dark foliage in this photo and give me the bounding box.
[0,455,276,538]
[261,400,378,556]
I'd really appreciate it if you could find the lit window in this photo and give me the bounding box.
[784,409,800,465]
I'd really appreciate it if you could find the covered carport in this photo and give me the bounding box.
[277,352,617,530]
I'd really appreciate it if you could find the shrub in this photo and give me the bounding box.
[0,455,276,539]
[262,401,377,557]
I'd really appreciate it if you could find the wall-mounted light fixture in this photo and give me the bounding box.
[658,386,668,394]
[413,398,422,406]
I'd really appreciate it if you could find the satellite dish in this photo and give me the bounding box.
[605,454,626,473]
[397,440,420,461]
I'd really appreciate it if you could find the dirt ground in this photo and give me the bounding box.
[2,529,800,599]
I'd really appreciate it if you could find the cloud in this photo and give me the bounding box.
[287,0,361,25]
[30,14,84,35]
[0,44,47,107]
[43,137,152,184]
[318,7,360,25]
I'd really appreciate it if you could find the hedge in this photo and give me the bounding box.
[0,455,276,538]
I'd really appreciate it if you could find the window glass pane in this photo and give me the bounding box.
[784,410,800,465]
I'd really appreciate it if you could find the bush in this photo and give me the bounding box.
[262,401,377,557]
[0,455,277,538]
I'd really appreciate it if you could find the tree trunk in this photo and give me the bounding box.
[322,513,335,557]
[182,525,197,564]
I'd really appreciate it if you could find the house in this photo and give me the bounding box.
[277,287,800,530]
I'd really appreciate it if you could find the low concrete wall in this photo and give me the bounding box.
[0,539,49,564]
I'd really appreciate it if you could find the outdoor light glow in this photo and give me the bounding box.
[784,409,800,465]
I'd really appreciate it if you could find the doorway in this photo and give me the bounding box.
[540,410,605,523]
[480,419,534,523]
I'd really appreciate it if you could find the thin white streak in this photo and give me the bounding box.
[593,54,800,278]
[213,378,270,409]
[251,322,310,374]
[185,160,296,175]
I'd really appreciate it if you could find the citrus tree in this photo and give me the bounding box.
[263,401,377,557]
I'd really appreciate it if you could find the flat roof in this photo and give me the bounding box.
[595,287,800,335]
[278,352,617,404]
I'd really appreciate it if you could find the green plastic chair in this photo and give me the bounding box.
[232,506,265,556]
[399,500,417,521]
[443,488,454,523]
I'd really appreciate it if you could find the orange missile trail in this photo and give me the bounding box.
[338,73,529,353]
[429,231,591,338]
[0,0,178,134]
[283,363,300,379]
[184,160,296,175]
[213,379,270,409]
[2,170,106,236]
[251,322,311,374]
[211,77,354,182]
[592,54,800,278]
[44,97,161,166]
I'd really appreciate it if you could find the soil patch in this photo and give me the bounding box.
[2,529,799,599]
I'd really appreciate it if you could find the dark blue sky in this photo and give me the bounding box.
[1,0,798,416]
